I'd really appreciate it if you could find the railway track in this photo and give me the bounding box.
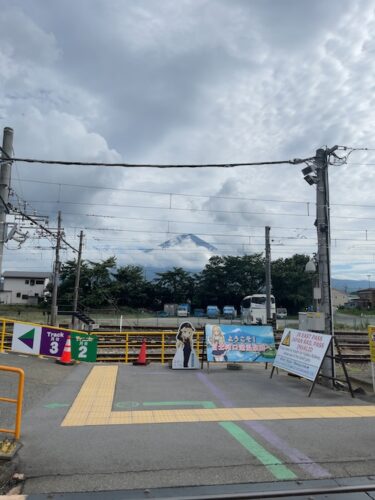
[1,329,372,363]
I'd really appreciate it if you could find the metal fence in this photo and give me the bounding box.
[0,317,371,364]
[0,317,205,363]
[92,330,205,363]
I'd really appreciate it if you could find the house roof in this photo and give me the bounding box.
[2,271,51,279]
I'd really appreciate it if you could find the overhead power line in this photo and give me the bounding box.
[58,211,375,235]
[347,163,375,166]
[31,212,375,234]
[338,146,375,151]
[25,198,375,222]
[13,177,375,209]
[24,199,316,218]
[11,206,78,253]
[63,211,316,230]
[63,227,375,246]
[0,156,313,168]
[14,177,314,206]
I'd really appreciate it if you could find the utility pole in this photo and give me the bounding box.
[265,226,272,322]
[72,230,84,328]
[0,127,13,278]
[50,211,62,326]
[315,147,337,385]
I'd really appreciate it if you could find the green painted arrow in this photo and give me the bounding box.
[129,399,295,480]
[114,400,216,409]
[115,401,140,409]
[142,401,216,409]
[44,403,70,409]
[219,422,296,480]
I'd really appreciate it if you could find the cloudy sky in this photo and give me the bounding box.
[1,0,375,281]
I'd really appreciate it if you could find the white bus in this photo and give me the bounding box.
[241,294,276,325]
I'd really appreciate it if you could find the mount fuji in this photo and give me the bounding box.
[144,233,217,253]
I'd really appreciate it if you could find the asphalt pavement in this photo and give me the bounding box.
[0,352,76,494]
[0,356,372,496]
[0,352,73,436]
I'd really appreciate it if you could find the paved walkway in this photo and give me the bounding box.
[2,360,372,495]
[62,365,375,427]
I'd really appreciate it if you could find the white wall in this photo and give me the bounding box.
[332,289,348,308]
[0,291,12,304]
[3,277,48,304]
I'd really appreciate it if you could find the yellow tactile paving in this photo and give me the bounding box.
[63,405,375,426]
[61,366,375,427]
[62,365,117,426]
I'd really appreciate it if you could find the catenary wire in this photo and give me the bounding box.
[12,177,314,206]
[14,176,375,210]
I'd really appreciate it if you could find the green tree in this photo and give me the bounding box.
[271,254,312,314]
[58,256,117,308]
[58,259,91,306]
[154,267,195,304]
[196,254,265,308]
[195,256,225,306]
[113,265,149,308]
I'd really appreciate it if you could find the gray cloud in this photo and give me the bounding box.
[1,0,375,278]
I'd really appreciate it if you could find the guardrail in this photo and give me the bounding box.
[0,365,24,439]
[94,330,205,363]
[0,316,372,363]
[0,318,205,363]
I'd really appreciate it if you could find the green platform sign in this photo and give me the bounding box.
[71,333,98,362]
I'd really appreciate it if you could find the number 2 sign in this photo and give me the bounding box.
[71,333,98,362]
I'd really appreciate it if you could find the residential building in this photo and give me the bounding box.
[331,288,349,309]
[343,294,361,309]
[356,288,375,309]
[0,271,51,305]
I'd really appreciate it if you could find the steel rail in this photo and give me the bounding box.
[168,482,375,500]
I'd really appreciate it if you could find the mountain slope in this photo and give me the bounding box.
[332,278,370,293]
[144,233,217,253]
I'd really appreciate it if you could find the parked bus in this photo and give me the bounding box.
[241,294,276,325]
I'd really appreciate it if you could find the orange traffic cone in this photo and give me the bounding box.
[56,335,75,366]
[133,338,149,365]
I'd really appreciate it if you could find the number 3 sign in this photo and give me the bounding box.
[39,328,70,357]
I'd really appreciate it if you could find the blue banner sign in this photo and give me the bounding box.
[205,324,276,363]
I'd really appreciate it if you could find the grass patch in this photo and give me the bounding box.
[338,308,375,316]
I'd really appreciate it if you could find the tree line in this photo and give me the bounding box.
[56,253,313,314]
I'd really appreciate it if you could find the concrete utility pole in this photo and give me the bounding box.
[0,127,13,278]
[72,230,84,328]
[50,211,62,326]
[265,226,272,322]
[315,147,337,385]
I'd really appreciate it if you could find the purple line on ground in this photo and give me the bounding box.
[196,371,331,479]
[129,372,171,375]
[196,371,234,407]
